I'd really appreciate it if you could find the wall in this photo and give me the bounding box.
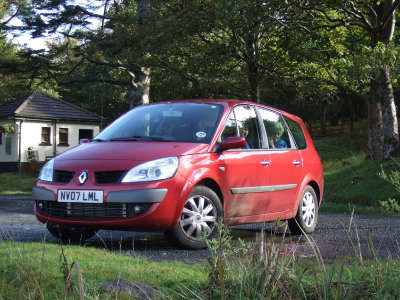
[20,120,100,162]
[0,118,99,166]
[0,121,18,163]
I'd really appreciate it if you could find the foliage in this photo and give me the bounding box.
[1,124,15,135]
[176,217,400,299]
[1,0,400,157]
[379,159,400,215]
[204,219,251,296]
[26,146,36,163]
[379,198,400,215]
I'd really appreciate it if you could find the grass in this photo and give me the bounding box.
[0,237,208,299]
[1,220,399,299]
[313,120,399,214]
[0,172,37,195]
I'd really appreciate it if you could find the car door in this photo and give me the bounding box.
[259,108,302,214]
[219,105,272,220]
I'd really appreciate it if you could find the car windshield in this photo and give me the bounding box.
[95,102,224,144]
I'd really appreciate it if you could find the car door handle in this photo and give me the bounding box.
[261,160,270,166]
[292,160,301,165]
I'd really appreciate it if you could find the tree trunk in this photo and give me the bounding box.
[368,74,386,159]
[129,68,150,108]
[246,33,260,103]
[368,69,398,159]
[129,0,151,108]
[381,66,399,158]
[367,100,384,160]
[136,0,150,25]
[367,0,399,159]
[320,100,327,135]
[248,62,260,103]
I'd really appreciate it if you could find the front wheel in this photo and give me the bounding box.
[288,185,318,235]
[47,224,97,242]
[165,185,223,249]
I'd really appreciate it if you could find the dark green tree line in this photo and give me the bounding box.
[2,0,400,160]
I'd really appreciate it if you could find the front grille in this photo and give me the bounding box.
[36,201,153,220]
[54,170,75,183]
[94,171,126,184]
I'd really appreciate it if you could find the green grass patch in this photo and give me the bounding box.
[0,240,208,299]
[0,172,37,195]
[313,121,399,212]
[2,232,400,299]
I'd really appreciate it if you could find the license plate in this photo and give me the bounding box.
[58,190,103,203]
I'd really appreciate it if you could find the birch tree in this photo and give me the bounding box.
[300,0,400,159]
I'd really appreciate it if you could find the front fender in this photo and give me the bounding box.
[170,154,227,227]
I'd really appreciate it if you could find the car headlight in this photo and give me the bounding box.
[38,158,55,182]
[121,157,179,183]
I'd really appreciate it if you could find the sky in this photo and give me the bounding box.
[6,0,103,50]
[7,18,48,50]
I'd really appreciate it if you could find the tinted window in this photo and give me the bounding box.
[220,106,261,149]
[221,111,237,141]
[259,109,291,149]
[96,103,223,144]
[234,106,261,149]
[284,116,307,149]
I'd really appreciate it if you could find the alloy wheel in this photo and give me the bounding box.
[180,194,218,240]
[301,191,315,227]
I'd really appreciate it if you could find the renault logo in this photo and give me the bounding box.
[78,171,88,184]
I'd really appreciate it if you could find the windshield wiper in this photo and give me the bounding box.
[109,136,165,142]
[92,138,106,142]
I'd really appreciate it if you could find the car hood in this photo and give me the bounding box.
[56,141,210,162]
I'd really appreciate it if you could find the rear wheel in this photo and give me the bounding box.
[288,185,318,235]
[47,224,97,242]
[165,185,223,249]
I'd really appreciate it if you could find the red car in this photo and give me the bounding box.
[33,100,323,249]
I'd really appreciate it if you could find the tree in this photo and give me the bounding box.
[0,0,63,100]
[17,0,152,108]
[148,0,301,103]
[298,0,400,159]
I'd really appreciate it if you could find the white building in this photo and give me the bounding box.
[0,92,100,172]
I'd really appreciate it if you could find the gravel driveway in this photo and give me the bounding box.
[1,195,399,263]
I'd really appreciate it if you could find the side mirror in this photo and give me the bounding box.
[220,136,246,150]
[79,139,91,145]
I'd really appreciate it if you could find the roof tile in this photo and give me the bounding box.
[0,92,100,122]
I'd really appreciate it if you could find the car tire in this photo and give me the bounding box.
[47,223,97,242]
[165,185,223,250]
[288,185,318,235]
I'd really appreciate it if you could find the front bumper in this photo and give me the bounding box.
[33,172,192,230]
[33,187,167,203]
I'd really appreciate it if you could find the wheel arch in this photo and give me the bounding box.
[307,180,321,206]
[196,178,224,206]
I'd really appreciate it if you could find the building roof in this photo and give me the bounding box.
[0,92,100,122]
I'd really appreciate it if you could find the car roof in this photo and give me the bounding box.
[152,99,302,122]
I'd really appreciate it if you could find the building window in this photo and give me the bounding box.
[59,128,69,145]
[41,127,51,145]
[79,129,93,140]
[0,132,2,144]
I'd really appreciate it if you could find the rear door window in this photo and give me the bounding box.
[284,116,307,149]
[259,109,292,149]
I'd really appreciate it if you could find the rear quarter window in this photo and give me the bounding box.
[284,117,307,149]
